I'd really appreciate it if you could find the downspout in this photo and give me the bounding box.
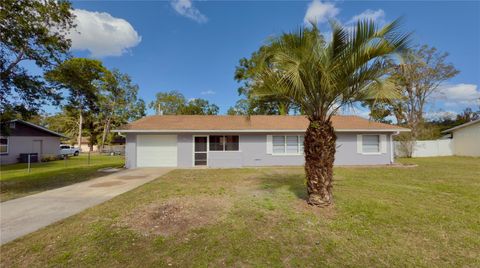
[390,131,400,164]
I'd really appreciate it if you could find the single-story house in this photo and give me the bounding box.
[101,136,126,154]
[0,120,67,165]
[114,115,409,168]
[78,137,98,152]
[442,119,480,157]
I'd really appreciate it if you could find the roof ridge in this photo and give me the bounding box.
[114,114,410,132]
[442,118,480,133]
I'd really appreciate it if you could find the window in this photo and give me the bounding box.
[225,135,239,151]
[362,135,380,153]
[209,136,224,151]
[209,135,239,151]
[299,136,304,153]
[286,136,298,153]
[272,135,304,154]
[0,137,8,154]
[273,136,285,153]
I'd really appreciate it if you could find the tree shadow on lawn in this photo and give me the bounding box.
[250,169,340,219]
[0,161,50,172]
[254,169,308,201]
[252,168,346,202]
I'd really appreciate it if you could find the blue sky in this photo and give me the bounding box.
[57,0,480,118]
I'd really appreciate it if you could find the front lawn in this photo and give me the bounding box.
[1,157,479,267]
[0,154,124,202]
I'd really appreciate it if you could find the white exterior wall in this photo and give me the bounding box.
[452,122,480,156]
[125,132,394,168]
[79,144,98,152]
[0,136,61,164]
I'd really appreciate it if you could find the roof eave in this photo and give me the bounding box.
[12,119,69,138]
[113,128,410,133]
[441,119,480,133]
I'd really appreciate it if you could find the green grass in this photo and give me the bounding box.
[1,157,479,267]
[0,154,124,201]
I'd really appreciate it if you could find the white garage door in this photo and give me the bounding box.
[136,135,178,167]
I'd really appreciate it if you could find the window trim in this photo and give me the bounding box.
[271,135,304,156]
[208,135,240,152]
[0,136,9,155]
[361,134,381,155]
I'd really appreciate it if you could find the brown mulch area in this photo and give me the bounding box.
[119,196,232,236]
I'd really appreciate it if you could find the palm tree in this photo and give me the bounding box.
[254,20,410,207]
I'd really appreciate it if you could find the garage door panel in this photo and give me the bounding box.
[137,135,177,167]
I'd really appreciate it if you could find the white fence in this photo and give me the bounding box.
[395,139,454,157]
[101,145,125,154]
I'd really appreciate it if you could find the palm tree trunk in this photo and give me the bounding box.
[304,119,336,207]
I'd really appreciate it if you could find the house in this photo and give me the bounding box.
[78,136,126,154]
[442,119,480,157]
[101,136,126,154]
[114,115,409,168]
[0,120,67,165]
[79,137,98,152]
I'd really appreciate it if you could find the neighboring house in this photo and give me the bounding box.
[101,136,126,154]
[0,120,67,165]
[79,137,98,152]
[442,119,480,157]
[79,136,126,154]
[114,115,409,168]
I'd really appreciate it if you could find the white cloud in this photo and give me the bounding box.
[201,90,215,95]
[435,83,480,105]
[425,111,457,121]
[303,2,386,41]
[171,0,207,23]
[304,0,339,25]
[347,9,386,25]
[338,9,386,36]
[339,104,371,118]
[69,9,141,57]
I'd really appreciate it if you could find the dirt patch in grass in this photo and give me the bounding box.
[235,182,273,198]
[294,199,337,219]
[89,181,125,187]
[120,196,232,236]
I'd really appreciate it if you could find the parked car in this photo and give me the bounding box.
[59,144,80,156]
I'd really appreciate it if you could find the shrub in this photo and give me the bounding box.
[41,155,61,162]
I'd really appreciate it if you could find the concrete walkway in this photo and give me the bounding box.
[0,168,172,245]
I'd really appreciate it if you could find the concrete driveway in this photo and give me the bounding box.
[0,168,172,245]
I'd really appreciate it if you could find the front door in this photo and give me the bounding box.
[194,136,208,166]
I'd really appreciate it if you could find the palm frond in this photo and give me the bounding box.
[250,18,410,120]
